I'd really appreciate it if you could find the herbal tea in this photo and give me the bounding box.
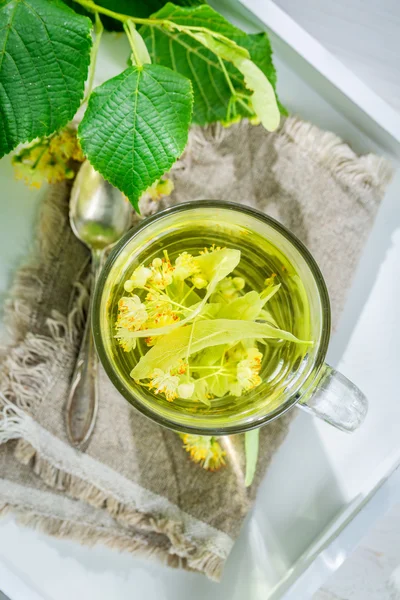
[100,210,314,425]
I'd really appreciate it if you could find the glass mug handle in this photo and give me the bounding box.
[298,365,368,432]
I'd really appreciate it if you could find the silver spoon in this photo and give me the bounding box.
[66,161,132,449]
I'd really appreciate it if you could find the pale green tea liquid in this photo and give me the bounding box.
[100,207,314,428]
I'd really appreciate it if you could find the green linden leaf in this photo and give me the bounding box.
[129,28,151,66]
[78,63,193,209]
[217,291,263,321]
[207,370,230,398]
[0,0,92,158]
[232,56,280,130]
[193,343,226,367]
[131,318,305,380]
[194,247,241,282]
[261,283,281,305]
[213,284,282,321]
[258,308,279,328]
[192,378,211,407]
[186,31,250,62]
[245,428,259,486]
[140,3,282,125]
[182,30,280,129]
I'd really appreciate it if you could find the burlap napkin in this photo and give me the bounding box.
[0,117,393,581]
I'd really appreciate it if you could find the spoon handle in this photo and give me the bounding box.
[65,250,103,450]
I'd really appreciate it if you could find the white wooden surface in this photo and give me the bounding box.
[314,504,400,599]
[271,3,400,597]
[274,0,400,113]
[270,3,400,598]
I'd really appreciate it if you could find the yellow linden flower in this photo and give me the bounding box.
[114,326,137,352]
[174,252,199,281]
[151,312,180,328]
[191,275,208,289]
[212,277,241,302]
[149,368,179,402]
[140,177,174,202]
[264,273,277,287]
[144,313,180,346]
[145,289,174,316]
[236,348,263,391]
[13,143,73,188]
[125,266,152,290]
[12,128,84,189]
[232,276,245,290]
[49,127,84,162]
[181,435,226,471]
[148,256,175,289]
[117,296,148,331]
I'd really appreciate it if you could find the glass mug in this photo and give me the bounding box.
[92,201,368,435]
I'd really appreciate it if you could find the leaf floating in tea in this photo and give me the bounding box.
[216,291,263,320]
[131,319,306,380]
[194,247,240,283]
[114,244,312,413]
[261,283,281,306]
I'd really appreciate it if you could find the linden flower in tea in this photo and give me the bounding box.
[113,246,310,470]
[115,246,307,400]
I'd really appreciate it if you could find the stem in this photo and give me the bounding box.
[124,21,141,67]
[85,12,103,101]
[168,22,243,45]
[195,369,228,382]
[180,284,196,305]
[72,0,157,24]
[190,365,225,371]
[30,147,48,171]
[236,97,254,116]
[186,318,196,380]
[72,0,246,50]
[218,56,236,96]
[145,286,195,313]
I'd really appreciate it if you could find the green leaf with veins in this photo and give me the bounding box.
[261,283,281,305]
[193,247,241,282]
[78,64,193,209]
[216,285,282,321]
[0,0,92,158]
[127,26,151,66]
[182,30,280,128]
[231,56,280,130]
[140,3,282,125]
[217,291,263,321]
[193,378,211,407]
[131,318,306,380]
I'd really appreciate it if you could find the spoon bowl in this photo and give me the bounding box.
[70,160,132,251]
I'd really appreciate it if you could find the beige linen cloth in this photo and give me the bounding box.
[0,118,393,581]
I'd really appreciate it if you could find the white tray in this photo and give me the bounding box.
[1,2,400,599]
